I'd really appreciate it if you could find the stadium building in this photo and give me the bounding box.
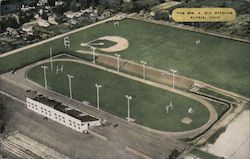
[26,96,101,132]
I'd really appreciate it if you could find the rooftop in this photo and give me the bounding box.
[32,96,99,122]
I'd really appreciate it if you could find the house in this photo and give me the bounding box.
[38,18,50,27]
[21,25,34,35]
[48,16,58,25]
[64,11,75,19]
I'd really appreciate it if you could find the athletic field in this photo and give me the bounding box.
[1,18,249,97]
[27,61,210,132]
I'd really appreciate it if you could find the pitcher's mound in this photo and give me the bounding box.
[181,117,192,125]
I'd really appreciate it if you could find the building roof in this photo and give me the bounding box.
[32,96,99,122]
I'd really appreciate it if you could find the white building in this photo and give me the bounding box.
[37,18,50,27]
[26,96,101,132]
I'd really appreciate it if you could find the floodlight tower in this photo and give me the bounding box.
[49,47,53,71]
[67,74,74,99]
[95,84,102,110]
[41,66,48,89]
[140,61,147,80]
[125,95,132,122]
[170,69,177,89]
[114,54,120,72]
[90,46,96,64]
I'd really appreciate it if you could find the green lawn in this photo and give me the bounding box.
[67,19,250,98]
[1,18,249,98]
[0,38,65,73]
[210,102,229,117]
[27,61,210,132]
[199,88,237,103]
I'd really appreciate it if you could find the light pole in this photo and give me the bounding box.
[67,74,74,99]
[91,46,96,64]
[95,84,102,110]
[125,95,132,122]
[140,61,147,80]
[41,66,48,89]
[114,54,120,72]
[170,69,177,89]
[49,47,53,71]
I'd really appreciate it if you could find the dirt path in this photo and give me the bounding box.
[98,36,129,52]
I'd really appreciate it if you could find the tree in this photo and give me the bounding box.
[122,1,134,13]
[154,11,169,21]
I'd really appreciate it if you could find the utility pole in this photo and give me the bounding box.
[125,95,132,122]
[95,84,102,110]
[170,69,177,89]
[67,74,74,99]
[41,66,48,89]
[115,54,120,72]
[50,47,53,71]
[91,46,96,64]
[140,61,147,80]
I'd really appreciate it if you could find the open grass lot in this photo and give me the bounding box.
[1,18,249,97]
[27,61,210,132]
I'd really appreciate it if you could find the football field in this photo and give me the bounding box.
[27,60,210,132]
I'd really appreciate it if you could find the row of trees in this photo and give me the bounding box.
[60,0,162,13]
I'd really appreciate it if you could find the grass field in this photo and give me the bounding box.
[67,19,250,97]
[1,18,249,98]
[27,61,210,132]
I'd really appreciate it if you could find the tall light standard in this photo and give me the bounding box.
[90,46,96,64]
[49,47,53,71]
[114,54,120,72]
[140,61,147,80]
[41,66,48,89]
[67,74,74,99]
[95,84,102,110]
[170,69,177,89]
[125,95,132,122]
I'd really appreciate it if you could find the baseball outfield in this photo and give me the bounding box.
[1,18,249,98]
